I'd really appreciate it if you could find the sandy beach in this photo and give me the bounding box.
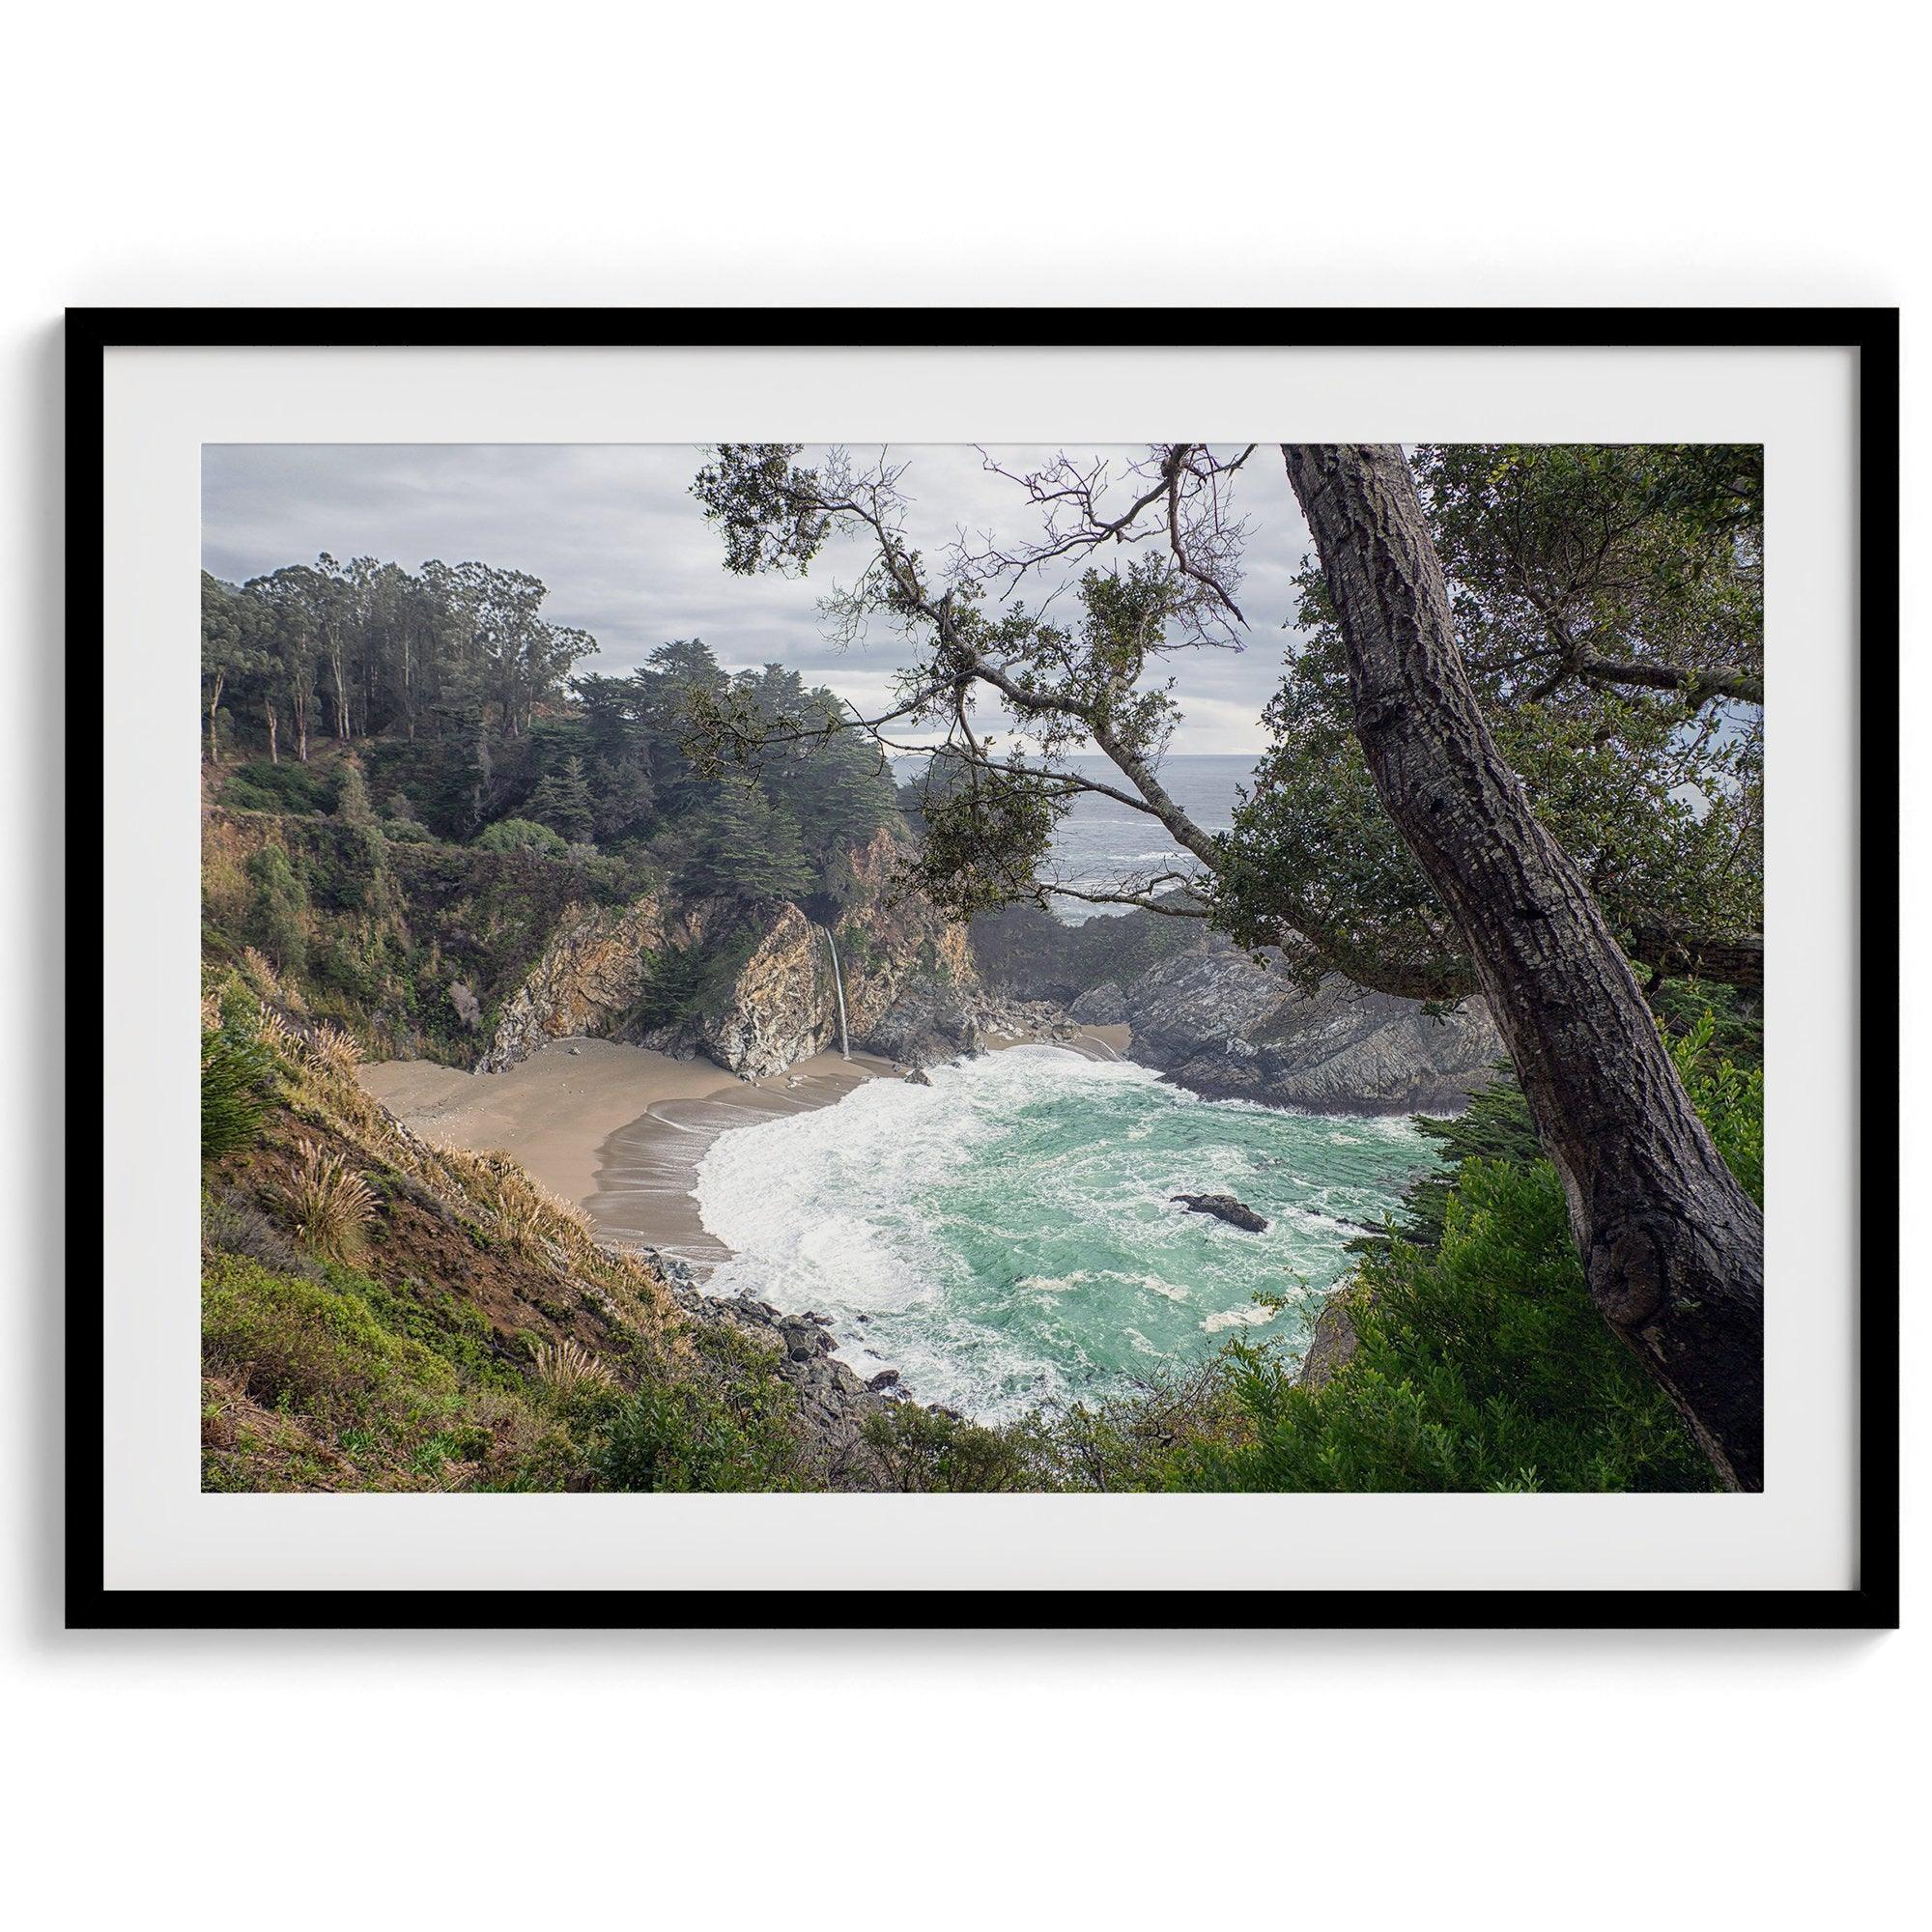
[359,1026,1130,1270]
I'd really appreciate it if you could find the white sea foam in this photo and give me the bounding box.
[1201,1305,1278,1333]
[692,1042,1430,1420]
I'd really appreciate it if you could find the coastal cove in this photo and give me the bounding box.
[360,1028,1436,1421]
[192,436,1764,1502]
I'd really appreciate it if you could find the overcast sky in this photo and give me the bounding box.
[202,444,1319,753]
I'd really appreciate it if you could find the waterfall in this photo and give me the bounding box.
[821,926,851,1060]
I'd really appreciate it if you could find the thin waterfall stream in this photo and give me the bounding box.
[821,925,851,1059]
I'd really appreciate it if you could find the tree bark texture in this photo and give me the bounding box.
[1283,444,1765,1491]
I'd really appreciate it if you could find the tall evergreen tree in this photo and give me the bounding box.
[526,754,595,844]
[681,777,812,906]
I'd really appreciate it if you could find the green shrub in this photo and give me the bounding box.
[202,1252,455,1422]
[223,759,338,815]
[475,817,568,858]
[201,1026,270,1161]
[861,1403,1041,1492]
[1173,1157,1718,1492]
[593,1381,801,1492]
[591,1329,802,1492]
[244,843,308,976]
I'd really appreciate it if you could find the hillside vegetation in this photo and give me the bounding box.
[200,602,906,1065]
[201,960,810,1492]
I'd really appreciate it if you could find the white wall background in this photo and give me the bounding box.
[3,5,1919,1926]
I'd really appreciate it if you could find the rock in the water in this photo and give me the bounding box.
[1172,1192,1270,1233]
[1122,932,1503,1114]
[903,1066,932,1087]
[867,1368,901,1391]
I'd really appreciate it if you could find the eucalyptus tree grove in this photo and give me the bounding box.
[199,555,595,766]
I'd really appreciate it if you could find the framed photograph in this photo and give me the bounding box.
[73,307,1897,1629]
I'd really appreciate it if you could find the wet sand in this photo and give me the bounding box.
[583,1048,896,1269]
[360,1025,1132,1271]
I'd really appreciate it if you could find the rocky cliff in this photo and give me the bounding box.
[480,894,669,1071]
[481,825,980,1082]
[690,827,976,1078]
[1101,931,1503,1114]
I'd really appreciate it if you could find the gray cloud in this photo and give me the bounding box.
[202,443,1315,753]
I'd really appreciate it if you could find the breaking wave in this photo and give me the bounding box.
[694,1044,1434,1423]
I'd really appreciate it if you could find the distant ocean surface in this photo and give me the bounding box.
[897,751,1260,924]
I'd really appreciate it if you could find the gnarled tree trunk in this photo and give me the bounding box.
[1283,443,1764,1490]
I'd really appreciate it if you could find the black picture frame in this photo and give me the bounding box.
[70,305,1900,1632]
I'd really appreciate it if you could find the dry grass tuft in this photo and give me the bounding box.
[285,1140,378,1263]
[240,946,303,1009]
[529,1336,616,1395]
[307,1024,363,1079]
[254,1007,303,1060]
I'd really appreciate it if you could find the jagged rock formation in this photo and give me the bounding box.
[859,981,1083,1068]
[696,903,840,1078]
[1121,931,1503,1114]
[857,974,984,1066]
[694,828,977,1079]
[1172,1193,1270,1233]
[1297,1283,1369,1390]
[479,829,979,1081]
[646,1249,897,1489]
[479,894,668,1072]
[1068,981,1128,1025]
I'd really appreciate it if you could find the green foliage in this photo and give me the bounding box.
[763,727,901,871]
[1653,977,1763,1068]
[691,443,828,576]
[244,842,308,976]
[1666,1005,1763,1202]
[1378,1071,1538,1252]
[624,946,708,1034]
[202,1252,457,1424]
[679,776,813,905]
[525,753,595,845]
[201,1025,270,1162]
[224,758,338,815]
[860,1402,1041,1492]
[333,758,377,827]
[1173,1159,1718,1492]
[903,753,1057,919]
[592,1381,802,1492]
[1214,442,1763,996]
[474,816,569,858]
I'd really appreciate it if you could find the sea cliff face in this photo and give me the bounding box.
[480,895,669,1072]
[481,826,980,1081]
[695,828,977,1078]
[1099,931,1503,1114]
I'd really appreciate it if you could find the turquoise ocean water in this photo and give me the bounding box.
[695,1045,1436,1422]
